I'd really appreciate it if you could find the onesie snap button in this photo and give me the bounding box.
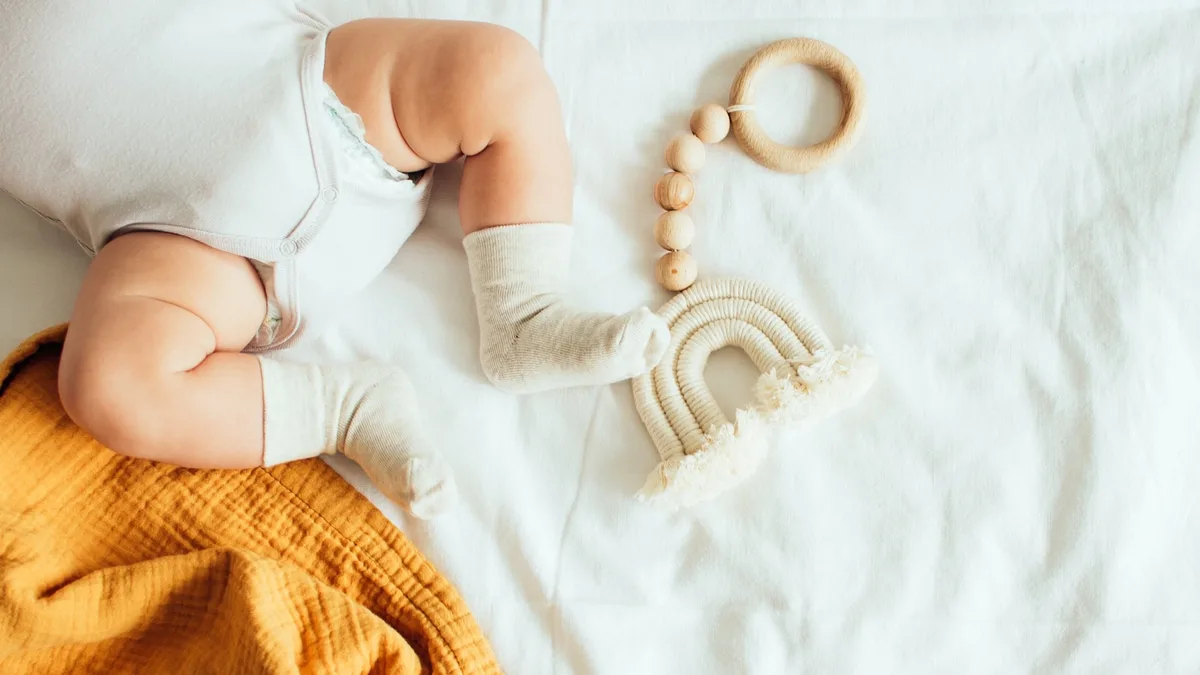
[322,187,339,203]
[279,239,299,256]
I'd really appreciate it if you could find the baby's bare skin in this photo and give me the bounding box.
[59,20,574,467]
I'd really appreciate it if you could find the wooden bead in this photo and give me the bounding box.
[654,172,695,211]
[655,251,699,291]
[654,211,695,251]
[690,104,730,144]
[665,133,706,174]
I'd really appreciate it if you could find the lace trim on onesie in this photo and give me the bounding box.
[319,81,411,183]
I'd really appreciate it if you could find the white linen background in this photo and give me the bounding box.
[3,0,1200,672]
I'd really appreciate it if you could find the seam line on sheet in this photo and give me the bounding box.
[546,8,1200,22]
[538,0,550,58]
[548,387,601,675]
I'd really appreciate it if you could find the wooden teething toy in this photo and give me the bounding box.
[650,37,867,290]
[729,37,866,174]
[635,38,876,510]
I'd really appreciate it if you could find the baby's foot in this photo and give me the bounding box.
[464,223,670,393]
[359,454,458,519]
[338,368,459,517]
[482,300,669,393]
[259,358,459,518]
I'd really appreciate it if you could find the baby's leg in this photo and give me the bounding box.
[59,232,267,468]
[325,20,670,393]
[59,232,455,516]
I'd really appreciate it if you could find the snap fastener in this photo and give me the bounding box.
[279,239,299,256]
[322,187,339,203]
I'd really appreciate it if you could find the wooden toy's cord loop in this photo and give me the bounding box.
[728,37,866,174]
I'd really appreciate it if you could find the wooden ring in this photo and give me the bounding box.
[728,37,865,174]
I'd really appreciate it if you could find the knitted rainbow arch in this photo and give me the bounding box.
[631,278,877,510]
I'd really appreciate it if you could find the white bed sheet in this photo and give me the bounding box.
[4,0,1200,672]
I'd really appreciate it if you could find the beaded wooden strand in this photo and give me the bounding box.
[652,105,726,291]
[650,38,866,292]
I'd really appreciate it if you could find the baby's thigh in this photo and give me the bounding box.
[323,18,545,167]
[58,232,266,457]
[62,232,266,378]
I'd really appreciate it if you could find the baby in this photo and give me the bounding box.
[0,4,670,517]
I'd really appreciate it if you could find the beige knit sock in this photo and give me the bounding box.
[258,358,458,518]
[463,223,671,393]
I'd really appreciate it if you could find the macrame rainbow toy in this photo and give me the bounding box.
[633,38,877,509]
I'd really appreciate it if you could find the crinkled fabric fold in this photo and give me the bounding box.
[0,326,499,674]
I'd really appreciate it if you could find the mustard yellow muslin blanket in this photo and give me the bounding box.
[0,326,499,674]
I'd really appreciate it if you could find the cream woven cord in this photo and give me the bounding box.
[632,278,877,510]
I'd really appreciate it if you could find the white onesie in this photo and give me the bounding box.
[0,1,431,351]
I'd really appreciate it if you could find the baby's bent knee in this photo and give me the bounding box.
[467,23,542,74]
[438,24,559,154]
[58,345,174,461]
[471,29,553,99]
